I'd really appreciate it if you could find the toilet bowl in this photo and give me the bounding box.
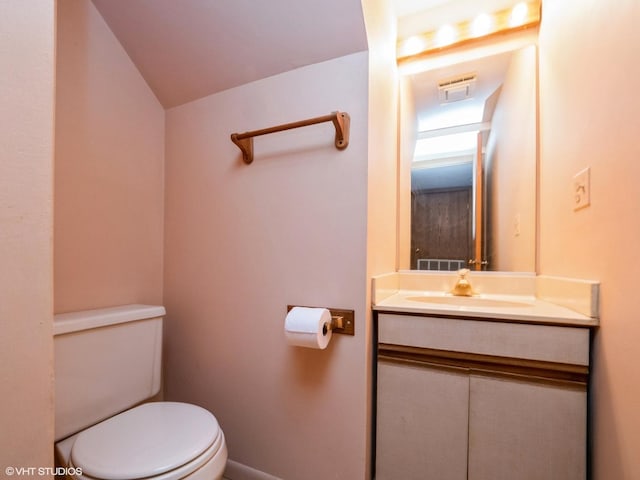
[53,305,228,480]
[55,402,227,480]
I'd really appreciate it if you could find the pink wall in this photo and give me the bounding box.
[54,0,165,313]
[164,53,370,479]
[538,0,640,477]
[363,0,399,277]
[362,0,400,472]
[485,45,537,272]
[398,76,417,270]
[0,0,55,471]
[53,4,394,478]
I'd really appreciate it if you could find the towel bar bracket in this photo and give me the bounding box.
[231,111,350,164]
[332,112,350,150]
[230,134,254,164]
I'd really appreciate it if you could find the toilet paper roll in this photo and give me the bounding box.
[284,307,332,349]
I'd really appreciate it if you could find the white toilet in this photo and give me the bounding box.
[53,304,228,480]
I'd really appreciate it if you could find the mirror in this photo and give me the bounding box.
[399,43,537,272]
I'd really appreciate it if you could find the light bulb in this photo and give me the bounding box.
[401,36,427,57]
[471,13,493,37]
[509,2,528,27]
[435,24,457,47]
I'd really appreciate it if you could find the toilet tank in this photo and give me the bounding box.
[54,304,165,441]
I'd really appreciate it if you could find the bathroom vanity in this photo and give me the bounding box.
[372,272,598,480]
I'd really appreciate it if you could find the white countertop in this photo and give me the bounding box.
[374,289,599,327]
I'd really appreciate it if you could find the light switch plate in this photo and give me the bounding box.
[573,167,590,211]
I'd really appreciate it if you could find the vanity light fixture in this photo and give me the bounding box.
[397,0,541,66]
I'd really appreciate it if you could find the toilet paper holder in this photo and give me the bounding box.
[286,305,355,336]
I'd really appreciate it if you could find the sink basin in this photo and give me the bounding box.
[405,296,532,308]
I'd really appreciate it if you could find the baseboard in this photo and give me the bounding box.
[224,459,283,480]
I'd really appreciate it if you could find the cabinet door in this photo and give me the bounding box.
[468,375,586,480]
[376,360,469,480]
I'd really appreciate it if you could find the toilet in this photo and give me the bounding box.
[53,305,227,480]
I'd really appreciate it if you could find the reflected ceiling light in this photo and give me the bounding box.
[413,131,478,162]
[397,0,541,66]
[419,106,485,132]
[471,13,493,37]
[509,2,529,27]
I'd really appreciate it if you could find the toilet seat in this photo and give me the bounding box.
[69,402,223,480]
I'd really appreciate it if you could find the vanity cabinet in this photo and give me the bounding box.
[375,313,590,480]
[376,361,469,479]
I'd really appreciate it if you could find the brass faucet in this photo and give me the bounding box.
[451,268,474,296]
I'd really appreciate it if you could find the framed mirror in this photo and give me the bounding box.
[399,42,538,272]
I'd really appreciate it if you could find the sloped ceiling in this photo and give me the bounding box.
[92,0,369,108]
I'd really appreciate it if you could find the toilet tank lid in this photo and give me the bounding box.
[54,304,166,336]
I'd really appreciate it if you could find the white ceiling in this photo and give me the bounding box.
[392,0,455,18]
[92,0,368,108]
[410,49,513,131]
